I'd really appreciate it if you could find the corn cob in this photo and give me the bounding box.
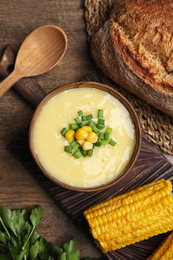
[83,179,173,253]
[146,231,173,260]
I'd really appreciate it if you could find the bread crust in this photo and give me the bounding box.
[90,1,173,117]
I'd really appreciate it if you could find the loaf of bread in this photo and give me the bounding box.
[90,0,173,117]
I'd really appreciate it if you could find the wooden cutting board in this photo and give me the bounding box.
[0,45,173,260]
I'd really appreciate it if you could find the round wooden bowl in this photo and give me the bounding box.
[29,81,142,192]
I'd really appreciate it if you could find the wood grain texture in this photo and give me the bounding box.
[0,0,101,258]
[0,45,46,106]
[0,1,173,259]
[7,126,173,260]
[0,25,67,98]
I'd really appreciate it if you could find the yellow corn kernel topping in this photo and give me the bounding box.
[86,132,98,143]
[75,128,88,140]
[82,141,93,151]
[147,231,173,260]
[65,129,75,142]
[83,179,173,253]
[77,139,84,146]
[82,126,93,133]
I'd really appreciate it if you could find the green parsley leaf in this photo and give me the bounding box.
[30,229,40,245]
[38,238,53,260]
[30,206,43,228]
[0,230,7,245]
[55,239,80,260]
[30,238,44,258]
[48,257,55,260]
[59,252,67,260]
[1,206,28,239]
[22,206,43,250]
[0,253,12,260]
[63,238,77,254]
[54,246,64,256]
[0,206,85,260]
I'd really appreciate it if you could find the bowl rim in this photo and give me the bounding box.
[29,81,142,192]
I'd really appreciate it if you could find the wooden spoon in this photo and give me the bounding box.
[0,25,67,98]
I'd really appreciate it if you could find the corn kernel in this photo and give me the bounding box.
[146,231,173,260]
[119,207,126,215]
[83,179,173,253]
[82,126,93,133]
[75,128,88,140]
[100,224,106,233]
[94,226,101,236]
[77,139,84,146]
[82,141,93,151]
[105,233,110,241]
[124,204,130,213]
[101,215,107,223]
[86,131,98,143]
[109,231,114,239]
[65,129,75,142]
[97,216,102,225]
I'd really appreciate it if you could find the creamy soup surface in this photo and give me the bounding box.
[33,87,136,188]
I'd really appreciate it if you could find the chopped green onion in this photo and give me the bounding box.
[95,140,102,147]
[95,130,100,136]
[104,132,110,140]
[109,139,117,146]
[96,119,105,130]
[105,126,112,135]
[104,127,112,140]
[64,146,72,153]
[78,122,85,128]
[87,149,93,157]
[92,125,99,133]
[74,117,82,124]
[89,119,95,124]
[89,120,95,128]
[73,150,82,159]
[81,150,87,157]
[100,140,107,146]
[99,132,105,140]
[98,109,103,118]
[69,123,79,131]
[82,115,86,121]
[96,123,105,129]
[86,114,93,120]
[70,140,79,149]
[78,110,83,116]
[78,145,83,151]
[61,127,68,137]
[61,109,117,159]
[105,126,112,134]
[98,118,105,126]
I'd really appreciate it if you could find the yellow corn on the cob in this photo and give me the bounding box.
[83,179,173,253]
[146,231,173,260]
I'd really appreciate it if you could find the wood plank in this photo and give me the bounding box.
[7,107,173,260]
[0,1,101,258]
[0,1,173,259]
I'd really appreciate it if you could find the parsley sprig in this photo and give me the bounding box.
[0,206,82,260]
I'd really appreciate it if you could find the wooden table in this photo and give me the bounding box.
[0,0,172,259]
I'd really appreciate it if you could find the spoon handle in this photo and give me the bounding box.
[0,69,22,98]
[0,45,46,106]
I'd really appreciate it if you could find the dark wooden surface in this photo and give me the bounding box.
[0,1,173,259]
[9,129,173,259]
[0,1,101,258]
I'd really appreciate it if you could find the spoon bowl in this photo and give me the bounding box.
[0,25,67,98]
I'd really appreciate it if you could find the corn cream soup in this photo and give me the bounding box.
[33,87,136,188]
